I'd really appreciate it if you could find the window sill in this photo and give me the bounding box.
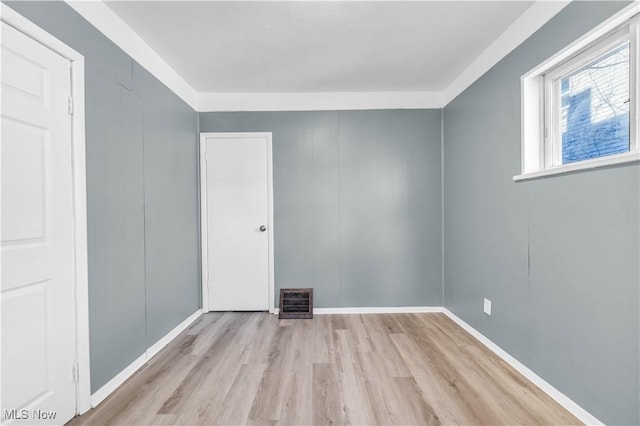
[513,152,640,181]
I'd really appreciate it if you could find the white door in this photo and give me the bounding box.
[1,23,77,425]
[203,134,271,311]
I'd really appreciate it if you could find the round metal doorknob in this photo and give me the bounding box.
[259,225,267,232]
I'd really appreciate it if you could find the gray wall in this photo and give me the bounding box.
[6,1,201,392]
[443,1,639,424]
[200,110,442,308]
[134,65,201,346]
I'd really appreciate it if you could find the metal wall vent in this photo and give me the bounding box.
[278,288,313,319]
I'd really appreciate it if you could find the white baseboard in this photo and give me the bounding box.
[315,306,445,314]
[272,306,445,315]
[90,309,202,408]
[146,310,202,360]
[89,353,147,408]
[442,309,603,426]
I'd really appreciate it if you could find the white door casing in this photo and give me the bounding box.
[1,4,91,420]
[200,133,274,312]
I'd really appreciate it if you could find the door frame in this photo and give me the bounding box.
[199,132,275,314]
[1,4,92,415]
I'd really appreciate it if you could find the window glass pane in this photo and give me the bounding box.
[560,42,630,164]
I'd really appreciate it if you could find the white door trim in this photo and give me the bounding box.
[1,4,91,415]
[199,132,275,314]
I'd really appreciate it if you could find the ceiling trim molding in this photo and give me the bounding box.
[197,91,445,112]
[441,0,571,106]
[63,0,569,112]
[65,1,198,110]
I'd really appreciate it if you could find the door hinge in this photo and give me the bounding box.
[72,363,79,383]
[68,97,74,115]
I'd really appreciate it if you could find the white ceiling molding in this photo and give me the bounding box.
[441,0,571,106]
[197,91,445,112]
[196,1,567,115]
[65,1,198,110]
[64,0,569,112]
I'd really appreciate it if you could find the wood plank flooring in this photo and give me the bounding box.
[70,313,581,425]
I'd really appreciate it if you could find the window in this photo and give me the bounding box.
[516,5,639,180]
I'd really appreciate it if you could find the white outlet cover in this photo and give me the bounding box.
[484,298,492,315]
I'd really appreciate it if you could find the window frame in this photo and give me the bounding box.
[544,28,633,168]
[515,4,640,181]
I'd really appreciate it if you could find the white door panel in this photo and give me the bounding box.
[1,22,76,425]
[206,136,270,311]
[2,120,49,244]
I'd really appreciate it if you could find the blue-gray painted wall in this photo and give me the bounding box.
[5,1,201,392]
[199,110,443,309]
[443,2,639,424]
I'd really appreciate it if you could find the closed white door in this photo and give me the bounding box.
[1,23,77,425]
[204,134,271,311]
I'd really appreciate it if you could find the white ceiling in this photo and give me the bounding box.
[104,1,534,94]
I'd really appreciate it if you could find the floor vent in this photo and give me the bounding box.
[279,288,313,319]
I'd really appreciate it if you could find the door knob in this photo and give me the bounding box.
[259,225,267,232]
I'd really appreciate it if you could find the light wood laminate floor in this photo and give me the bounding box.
[70,312,581,425]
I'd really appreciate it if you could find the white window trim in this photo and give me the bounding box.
[516,2,640,181]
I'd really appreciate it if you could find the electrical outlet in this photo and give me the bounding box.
[483,298,492,315]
